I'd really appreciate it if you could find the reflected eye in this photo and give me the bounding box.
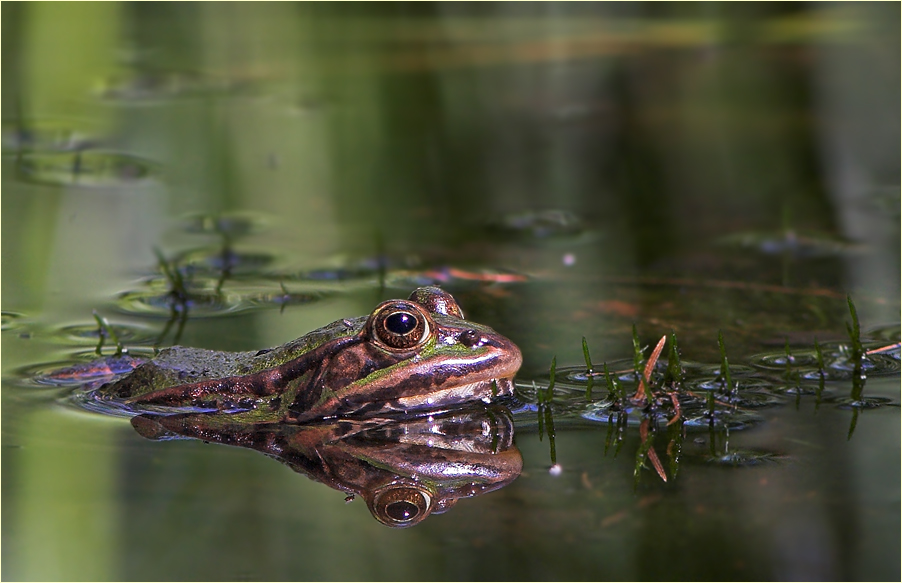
[369,301,432,351]
[371,486,433,527]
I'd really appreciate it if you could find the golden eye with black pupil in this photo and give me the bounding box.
[368,301,432,351]
[371,486,432,527]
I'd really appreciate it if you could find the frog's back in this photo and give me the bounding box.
[99,316,365,400]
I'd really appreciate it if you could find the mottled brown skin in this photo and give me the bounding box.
[98,287,522,422]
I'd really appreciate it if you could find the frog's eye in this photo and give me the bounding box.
[370,485,433,527]
[368,301,432,351]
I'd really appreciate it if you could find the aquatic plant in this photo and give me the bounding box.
[92,310,123,357]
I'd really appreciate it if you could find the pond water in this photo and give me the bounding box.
[2,3,899,581]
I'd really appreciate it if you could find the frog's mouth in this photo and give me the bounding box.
[395,376,517,411]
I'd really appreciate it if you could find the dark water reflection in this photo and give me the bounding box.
[127,405,522,529]
[2,2,899,580]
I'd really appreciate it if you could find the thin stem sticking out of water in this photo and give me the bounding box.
[582,337,595,401]
[665,330,682,387]
[92,310,123,357]
[602,362,620,402]
[717,331,733,394]
[845,295,866,402]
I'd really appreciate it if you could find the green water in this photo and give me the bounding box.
[2,3,899,580]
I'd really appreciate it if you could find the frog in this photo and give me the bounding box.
[94,286,522,423]
[129,402,522,527]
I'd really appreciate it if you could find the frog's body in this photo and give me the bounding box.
[96,287,522,422]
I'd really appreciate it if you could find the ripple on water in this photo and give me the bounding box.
[171,248,277,276]
[704,450,788,467]
[1,311,28,332]
[868,324,901,343]
[52,321,157,346]
[1,119,100,154]
[749,348,900,380]
[578,401,765,432]
[17,350,151,389]
[116,278,332,318]
[179,212,268,238]
[15,150,156,187]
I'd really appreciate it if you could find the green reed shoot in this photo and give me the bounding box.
[717,331,733,393]
[154,247,188,301]
[845,295,862,355]
[546,356,557,404]
[813,338,826,372]
[631,324,643,375]
[582,337,595,400]
[665,330,683,386]
[845,295,866,402]
[603,362,620,401]
[92,310,123,357]
[545,405,557,465]
[582,337,594,372]
[814,339,825,409]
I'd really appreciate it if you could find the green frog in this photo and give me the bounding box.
[96,286,522,422]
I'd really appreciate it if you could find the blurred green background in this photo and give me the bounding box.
[2,2,899,580]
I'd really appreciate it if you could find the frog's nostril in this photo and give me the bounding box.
[459,329,481,348]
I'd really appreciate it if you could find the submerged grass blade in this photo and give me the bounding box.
[545,405,557,465]
[547,356,557,404]
[848,408,859,440]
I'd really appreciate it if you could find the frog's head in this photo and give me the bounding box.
[294,287,522,420]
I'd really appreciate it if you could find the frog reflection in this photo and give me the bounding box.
[130,404,522,527]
